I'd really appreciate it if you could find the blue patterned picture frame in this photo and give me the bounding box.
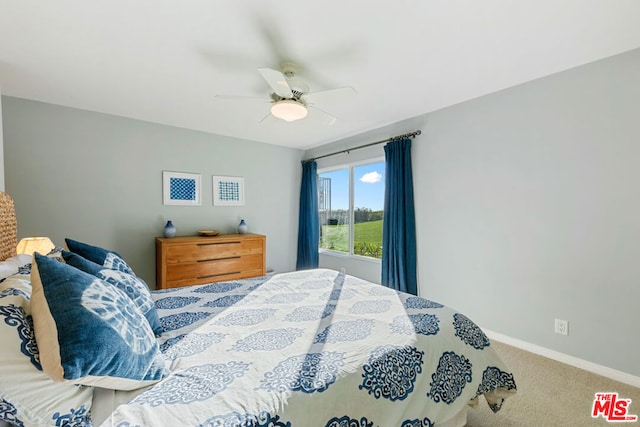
[212,175,245,206]
[163,171,202,206]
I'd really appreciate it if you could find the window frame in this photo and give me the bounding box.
[318,156,385,263]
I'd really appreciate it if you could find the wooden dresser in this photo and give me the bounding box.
[155,233,266,290]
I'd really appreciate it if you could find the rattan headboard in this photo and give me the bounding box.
[0,192,18,261]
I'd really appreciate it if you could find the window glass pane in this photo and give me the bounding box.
[353,162,384,259]
[318,168,349,253]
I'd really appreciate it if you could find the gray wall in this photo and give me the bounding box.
[306,48,640,377]
[2,97,303,285]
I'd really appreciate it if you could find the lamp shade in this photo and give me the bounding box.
[270,100,308,122]
[16,237,55,255]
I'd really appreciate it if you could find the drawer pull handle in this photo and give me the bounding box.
[197,242,240,246]
[198,272,240,279]
[197,256,241,263]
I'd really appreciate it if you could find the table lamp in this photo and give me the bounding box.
[16,237,55,255]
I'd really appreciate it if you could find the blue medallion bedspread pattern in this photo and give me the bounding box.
[102,269,516,426]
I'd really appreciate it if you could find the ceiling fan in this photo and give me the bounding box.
[216,62,357,125]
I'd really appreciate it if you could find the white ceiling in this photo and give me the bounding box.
[1,1,640,150]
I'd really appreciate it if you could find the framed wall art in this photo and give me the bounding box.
[212,175,245,206]
[163,171,202,206]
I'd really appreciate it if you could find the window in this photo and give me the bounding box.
[318,159,385,260]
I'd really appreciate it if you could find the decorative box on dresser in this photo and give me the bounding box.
[155,233,266,290]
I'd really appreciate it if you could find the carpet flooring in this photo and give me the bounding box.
[465,341,640,426]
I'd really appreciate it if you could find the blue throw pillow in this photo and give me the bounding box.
[61,250,163,336]
[65,238,135,275]
[31,253,167,391]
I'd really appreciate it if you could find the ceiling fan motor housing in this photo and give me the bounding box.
[284,77,309,97]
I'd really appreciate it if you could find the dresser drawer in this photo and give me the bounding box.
[165,238,263,264]
[166,253,264,282]
[164,269,265,288]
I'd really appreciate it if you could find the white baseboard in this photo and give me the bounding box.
[484,329,640,388]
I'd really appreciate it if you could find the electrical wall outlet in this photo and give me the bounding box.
[554,319,569,336]
[340,267,347,274]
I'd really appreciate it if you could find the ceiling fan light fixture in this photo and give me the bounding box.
[270,100,308,122]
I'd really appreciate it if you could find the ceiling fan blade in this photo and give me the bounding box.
[303,87,357,105]
[214,94,269,102]
[309,105,337,126]
[253,13,290,65]
[259,111,279,124]
[259,112,271,123]
[258,68,293,98]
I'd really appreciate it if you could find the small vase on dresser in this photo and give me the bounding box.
[163,220,176,238]
[238,219,248,234]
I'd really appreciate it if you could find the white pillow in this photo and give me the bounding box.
[0,275,94,426]
[0,254,32,281]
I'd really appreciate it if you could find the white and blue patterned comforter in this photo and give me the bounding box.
[102,268,516,427]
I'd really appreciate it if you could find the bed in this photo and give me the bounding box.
[0,192,516,427]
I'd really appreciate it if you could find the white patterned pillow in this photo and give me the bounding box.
[31,254,168,391]
[0,254,32,281]
[0,274,93,426]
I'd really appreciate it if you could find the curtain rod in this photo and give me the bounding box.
[301,130,422,164]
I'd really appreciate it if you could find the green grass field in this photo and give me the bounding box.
[320,220,383,258]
